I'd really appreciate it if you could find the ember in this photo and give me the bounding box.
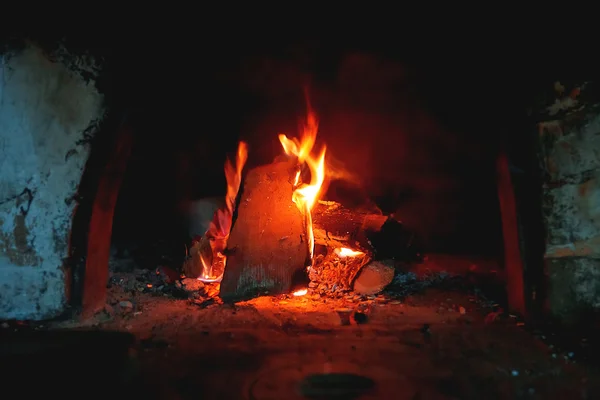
[278,102,326,261]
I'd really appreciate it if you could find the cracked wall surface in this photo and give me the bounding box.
[537,82,600,323]
[0,44,105,320]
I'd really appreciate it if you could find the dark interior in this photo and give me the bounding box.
[103,37,547,266]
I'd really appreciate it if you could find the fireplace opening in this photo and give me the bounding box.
[109,89,505,303]
[3,33,600,398]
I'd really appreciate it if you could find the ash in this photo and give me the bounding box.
[9,257,599,399]
[106,268,222,311]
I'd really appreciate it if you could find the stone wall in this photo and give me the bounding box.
[0,43,105,320]
[537,82,600,323]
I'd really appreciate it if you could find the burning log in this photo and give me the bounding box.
[312,200,421,261]
[310,200,422,295]
[312,200,387,251]
[309,247,371,293]
[182,142,247,282]
[308,202,382,294]
[220,161,311,301]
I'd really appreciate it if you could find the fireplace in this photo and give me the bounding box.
[105,58,508,311]
[3,35,600,398]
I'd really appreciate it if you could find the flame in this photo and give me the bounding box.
[292,288,308,296]
[278,104,326,263]
[199,141,248,282]
[224,142,249,217]
[335,247,364,258]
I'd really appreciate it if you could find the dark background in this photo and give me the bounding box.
[32,32,575,262]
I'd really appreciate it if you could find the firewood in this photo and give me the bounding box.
[310,201,422,295]
[352,260,396,295]
[312,200,421,261]
[220,161,310,301]
[309,247,371,292]
[311,201,387,252]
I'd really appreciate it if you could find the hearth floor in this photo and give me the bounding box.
[23,284,595,399]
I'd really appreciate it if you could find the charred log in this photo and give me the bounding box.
[352,260,396,295]
[220,161,310,301]
[310,247,371,293]
[310,201,423,295]
[311,200,385,252]
[312,201,422,262]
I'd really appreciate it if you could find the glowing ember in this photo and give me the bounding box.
[278,100,326,265]
[335,247,364,258]
[292,288,308,296]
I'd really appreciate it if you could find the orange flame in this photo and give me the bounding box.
[225,142,248,216]
[278,104,326,263]
[200,141,248,282]
[209,141,248,238]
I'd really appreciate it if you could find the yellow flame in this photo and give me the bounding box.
[224,142,248,215]
[278,107,326,263]
[336,247,364,257]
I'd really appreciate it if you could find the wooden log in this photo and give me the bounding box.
[310,201,429,295]
[309,247,371,291]
[220,161,310,301]
[312,200,422,262]
[310,202,388,293]
[312,201,387,251]
[352,260,396,295]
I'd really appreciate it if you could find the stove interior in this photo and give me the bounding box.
[1,33,599,398]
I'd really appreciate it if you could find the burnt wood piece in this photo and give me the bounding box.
[82,123,133,318]
[312,201,421,261]
[220,161,310,301]
[352,260,396,295]
[311,201,386,251]
[310,248,371,291]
